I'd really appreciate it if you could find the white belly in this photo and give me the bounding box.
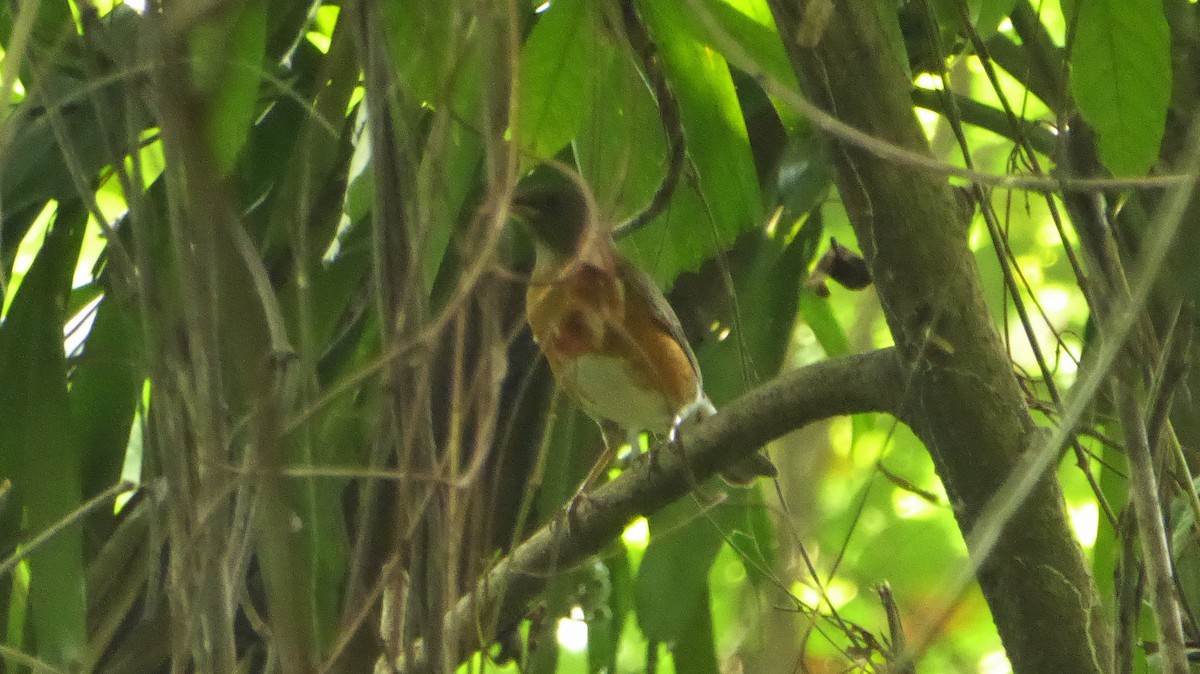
[563,353,674,433]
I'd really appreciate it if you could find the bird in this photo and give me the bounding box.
[512,165,777,492]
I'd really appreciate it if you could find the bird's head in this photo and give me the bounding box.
[512,165,596,258]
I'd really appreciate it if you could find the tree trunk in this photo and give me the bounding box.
[765,1,1113,672]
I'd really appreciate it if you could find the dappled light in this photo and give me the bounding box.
[0,1,1194,673]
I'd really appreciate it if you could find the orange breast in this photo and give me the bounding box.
[526,258,700,432]
[527,263,620,364]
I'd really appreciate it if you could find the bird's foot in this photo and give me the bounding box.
[549,487,591,536]
[668,397,717,444]
[564,488,589,526]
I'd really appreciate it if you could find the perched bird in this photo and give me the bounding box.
[513,166,777,489]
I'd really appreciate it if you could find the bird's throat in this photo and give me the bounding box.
[551,310,601,358]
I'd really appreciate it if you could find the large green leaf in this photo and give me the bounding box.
[514,0,597,161]
[1171,476,1200,624]
[694,222,821,405]
[189,0,268,174]
[380,0,456,105]
[0,201,88,667]
[589,549,632,672]
[418,70,486,295]
[970,0,1020,39]
[1065,0,1170,176]
[670,591,719,674]
[574,35,666,224]
[1092,425,1128,625]
[569,25,714,287]
[626,0,763,279]
[285,239,374,656]
[574,0,765,285]
[237,38,330,216]
[26,0,72,66]
[636,496,725,646]
[2,76,113,230]
[668,0,796,93]
[380,0,488,293]
[798,290,849,357]
[68,291,142,501]
[622,186,723,287]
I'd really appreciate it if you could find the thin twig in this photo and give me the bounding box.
[1116,381,1188,674]
[0,480,136,580]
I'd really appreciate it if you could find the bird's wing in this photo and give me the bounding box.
[613,255,704,385]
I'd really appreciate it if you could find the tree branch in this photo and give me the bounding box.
[910,87,1057,158]
[402,348,904,671]
[764,1,1113,672]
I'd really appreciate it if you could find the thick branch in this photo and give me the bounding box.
[415,348,903,670]
[765,1,1112,673]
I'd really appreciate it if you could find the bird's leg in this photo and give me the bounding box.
[566,420,626,519]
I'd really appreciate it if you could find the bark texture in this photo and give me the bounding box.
[764,1,1113,672]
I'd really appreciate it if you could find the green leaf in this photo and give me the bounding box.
[2,76,113,222]
[418,65,486,294]
[670,591,719,674]
[26,0,73,61]
[0,3,12,49]
[630,0,763,277]
[669,0,796,92]
[971,0,1020,39]
[1171,479,1200,622]
[636,497,724,643]
[0,201,88,667]
[621,185,718,287]
[590,548,632,672]
[578,0,766,285]
[695,222,820,405]
[727,490,775,585]
[381,1,455,105]
[190,0,268,174]
[380,0,488,293]
[514,0,597,161]
[1065,0,1170,176]
[238,39,334,223]
[572,27,739,286]
[68,291,142,501]
[289,298,376,653]
[775,131,832,224]
[1092,425,1127,620]
[799,290,849,357]
[573,37,670,239]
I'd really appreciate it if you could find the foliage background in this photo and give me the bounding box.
[0,0,1193,672]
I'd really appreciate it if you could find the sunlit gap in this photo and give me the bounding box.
[979,648,1014,674]
[1,201,57,320]
[791,576,857,610]
[622,516,649,549]
[556,606,589,652]
[115,382,150,513]
[1068,501,1098,549]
